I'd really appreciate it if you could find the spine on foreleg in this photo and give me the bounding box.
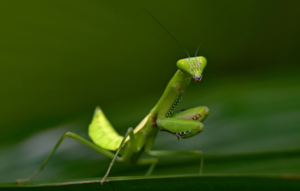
[88,107,123,151]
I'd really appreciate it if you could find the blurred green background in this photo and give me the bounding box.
[1,0,300,183]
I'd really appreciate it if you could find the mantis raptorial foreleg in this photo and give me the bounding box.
[172,106,209,122]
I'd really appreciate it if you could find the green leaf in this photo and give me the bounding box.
[1,149,300,190]
[1,174,300,191]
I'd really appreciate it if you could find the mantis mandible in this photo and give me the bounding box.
[15,11,210,185]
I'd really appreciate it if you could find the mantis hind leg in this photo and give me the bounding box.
[15,131,119,184]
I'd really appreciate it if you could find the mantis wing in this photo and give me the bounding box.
[88,107,123,151]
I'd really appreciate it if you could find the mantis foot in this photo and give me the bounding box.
[100,177,109,185]
[14,178,32,184]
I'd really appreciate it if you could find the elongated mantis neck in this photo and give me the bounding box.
[150,70,191,120]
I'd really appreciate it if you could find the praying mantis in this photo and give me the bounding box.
[15,11,211,185]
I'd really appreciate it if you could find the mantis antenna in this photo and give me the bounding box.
[144,9,191,58]
[195,1,233,57]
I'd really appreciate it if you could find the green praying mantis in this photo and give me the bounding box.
[15,11,211,185]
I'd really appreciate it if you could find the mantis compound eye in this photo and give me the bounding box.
[193,75,202,82]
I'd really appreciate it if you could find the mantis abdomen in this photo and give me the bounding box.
[88,107,123,151]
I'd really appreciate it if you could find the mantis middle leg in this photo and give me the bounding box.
[142,132,203,175]
[101,127,139,184]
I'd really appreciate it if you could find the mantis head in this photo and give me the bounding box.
[177,56,207,82]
